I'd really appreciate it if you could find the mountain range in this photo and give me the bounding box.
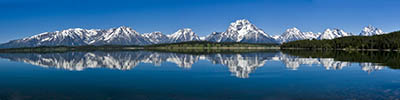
[0,19,386,48]
[205,19,276,43]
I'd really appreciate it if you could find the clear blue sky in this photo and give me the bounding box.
[1,0,399,43]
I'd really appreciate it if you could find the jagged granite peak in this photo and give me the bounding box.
[285,27,301,34]
[167,28,200,43]
[317,28,352,40]
[206,19,276,43]
[0,20,390,48]
[277,27,318,43]
[0,26,151,48]
[205,32,223,42]
[359,25,384,36]
[142,31,169,44]
[94,26,151,45]
[0,28,101,48]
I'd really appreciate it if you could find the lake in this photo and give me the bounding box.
[0,50,399,100]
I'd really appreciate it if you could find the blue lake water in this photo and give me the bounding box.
[0,51,399,100]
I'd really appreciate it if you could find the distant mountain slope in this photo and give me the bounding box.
[142,31,169,44]
[0,19,387,48]
[167,28,200,43]
[276,27,318,43]
[317,28,352,40]
[0,26,151,48]
[205,19,276,43]
[359,25,384,36]
[275,25,384,43]
[91,26,151,45]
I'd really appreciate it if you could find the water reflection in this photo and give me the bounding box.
[0,51,393,78]
[277,53,386,72]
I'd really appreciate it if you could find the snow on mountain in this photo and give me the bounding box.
[205,32,223,42]
[271,35,280,40]
[0,27,202,48]
[276,27,318,43]
[0,19,388,48]
[0,26,151,48]
[142,31,169,44]
[359,25,384,36]
[0,28,98,48]
[92,26,151,45]
[199,36,207,41]
[167,28,200,43]
[206,19,276,43]
[317,28,352,40]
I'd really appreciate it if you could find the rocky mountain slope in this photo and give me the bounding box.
[0,19,387,48]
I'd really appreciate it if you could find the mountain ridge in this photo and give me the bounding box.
[0,19,387,48]
[206,19,276,43]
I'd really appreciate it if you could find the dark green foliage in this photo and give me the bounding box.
[0,41,279,53]
[283,50,400,69]
[0,45,141,53]
[144,41,279,49]
[281,31,400,51]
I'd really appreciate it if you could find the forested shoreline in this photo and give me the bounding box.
[281,31,400,51]
[0,41,279,53]
[144,41,279,49]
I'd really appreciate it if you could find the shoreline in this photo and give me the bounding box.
[0,46,281,53]
[142,46,280,50]
[2,46,399,53]
[281,48,399,52]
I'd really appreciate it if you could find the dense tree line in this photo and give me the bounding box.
[145,41,279,48]
[0,45,140,53]
[0,41,279,53]
[281,31,400,50]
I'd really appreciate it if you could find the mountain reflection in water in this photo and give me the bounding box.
[0,50,392,78]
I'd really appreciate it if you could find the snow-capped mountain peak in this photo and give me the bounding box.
[142,31,169,44]
[106,26,139,37]
[143,31,163,37]
[169,28,195,36]
[284,27,301,34]
[359,25,384,36]
[167,28,200,43]
[205,32,223,42]
[97,26,150,45]
[0,26,153,48]
[317,28,351,40]
[229,19,255,30]
[0,20,389,48]
[228,19,270,38]
[276,27,318,43]
[206,19,276,43]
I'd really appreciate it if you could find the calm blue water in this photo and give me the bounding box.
[0,51,399,100]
